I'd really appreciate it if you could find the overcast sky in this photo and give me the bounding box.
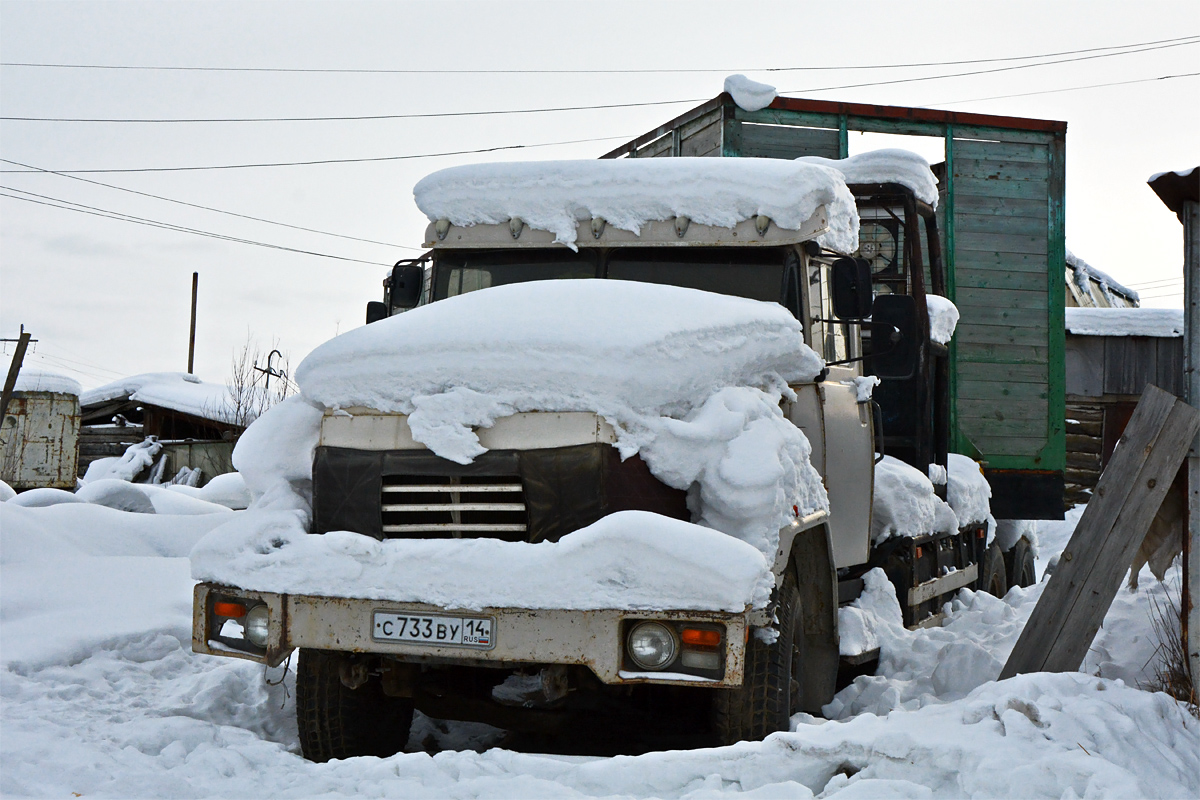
[1,1,1196,391]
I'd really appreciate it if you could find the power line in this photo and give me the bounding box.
[0,133,633,174]
[934,71,1199,106]
[4,38,1194,124]
[0,188,393,266]
[1,157,417,250]
[4,35,1195,74]
[1126,277,1184,288]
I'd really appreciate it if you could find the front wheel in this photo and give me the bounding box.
[712,573,803,744]
[1005,536,1037,588]
[296,649,414,762]
[979,542,1008,598]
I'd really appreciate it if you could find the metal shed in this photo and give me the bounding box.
[0,372,81,490]
[602,94,1067,518]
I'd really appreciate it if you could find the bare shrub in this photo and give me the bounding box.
[1146,574,1196,716]
[209,334,295,433]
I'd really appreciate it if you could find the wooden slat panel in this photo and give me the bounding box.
[953,195,1049,219]
[955,252,1047,272]
[634,131,673,158]
[1155,338,1184,397]
[957,380,1048,401]
[966,435,1048,455]
[954,213,1047,235]
[956,231,1048,256]
[958,342,1048,365]
[951,140,1047,164]
[953,304,1048,328]
[738,123,841,159]
[953,127,1058,145]
[955,287,1047,309]
[1103,337,1160,395]
[956,323,1048,346]
[953,176,1054,200]
[957,362,1047,384]
[955,158,1050,183]
[955,270,1047,291]
[681,119,722,157]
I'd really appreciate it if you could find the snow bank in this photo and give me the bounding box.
[79,372,236,424]
[191,510,773,612]
[1066,307,1184,337]
[1067,249,1139,304]
[723,74,777,111]
[293,281,828,556]
[797,148,940,208]
[80,437,162,483]
[163,471,252,510]
[230,394,323,511]
[946,453,990,527]
[0,479,15,502]
[926,294,959,344]
[871,456,958,543]
[11,369,81,395]
[413,157,859,253]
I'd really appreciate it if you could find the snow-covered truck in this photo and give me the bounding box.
[192,155,1024,761]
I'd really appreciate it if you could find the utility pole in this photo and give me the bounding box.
[0,326,35,422]
[1184,195,1199,704]
[188,272,199,374]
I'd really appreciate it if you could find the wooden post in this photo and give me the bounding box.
[187,272,198,375]
[1001,385,1200,678]
[1183,198,1199,699]
[0,330,32,423]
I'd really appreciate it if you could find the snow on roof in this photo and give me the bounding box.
[191,510,773,612]
[79,372,235,424]
[413,157,859,253]
[12,369,82,396]
[723,74,776,112]
[1065,307,1184,338]
[1065,249,1139,303]
[796,149,940,208]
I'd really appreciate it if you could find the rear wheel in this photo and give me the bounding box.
[1005,536,1037,588]
[979,542,1008,598]
[296,649,414,762]
[712,572,802,744]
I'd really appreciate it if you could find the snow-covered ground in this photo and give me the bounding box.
[2,497,1196,798]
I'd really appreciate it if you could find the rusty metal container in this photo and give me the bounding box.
[1,390,81,490]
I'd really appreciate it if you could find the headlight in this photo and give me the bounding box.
[626,621,677,670]
[244,605,270,647]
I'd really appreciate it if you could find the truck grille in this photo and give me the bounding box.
[380,475,528,539]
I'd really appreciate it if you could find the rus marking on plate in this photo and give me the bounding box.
[372,612,494,648]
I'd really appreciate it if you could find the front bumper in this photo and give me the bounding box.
[193,582,749,687]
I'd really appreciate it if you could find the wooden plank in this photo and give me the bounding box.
[1066,433,1103,454]
[954,287,1047,310]
[965,434,1049,456]
[1065,337,1105,397]
[954,158,1050,183]
[954,194,1049,219]
[1001,387,1200,678]
[957,380,1048,401]
[955,231,1048,256]
[953,304,1048,328]
[737,122,841,159]
[1104,337,1159,395]
[955,270,1047,292]
[957,361,1047,384]
[956,324,1048,347]
[1155,338,1185,397]
[959,397,1047,421]
[953,126,1057,145]
[954,213,1047,236]
[949,140,1047,164]
[681,119,722,157]
[955,252,1047,272]
[957,342,1048,365]
[953,176,1054,201]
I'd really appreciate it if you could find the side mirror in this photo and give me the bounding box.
[831,257,872,320]
[365,301,387,325]
[869,294,919,380]
[389,264,424,311]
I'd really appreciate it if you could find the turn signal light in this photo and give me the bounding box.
[680,628,721,648]
[214,601,246,618]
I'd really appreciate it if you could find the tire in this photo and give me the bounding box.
[712,572,803,744]
[296,649,414,762]
[979,542,1008,598]
[1005,536,1037,589]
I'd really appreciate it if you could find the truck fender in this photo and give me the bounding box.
[774,514,839,713]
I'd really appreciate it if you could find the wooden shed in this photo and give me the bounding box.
[603,94,1068,518]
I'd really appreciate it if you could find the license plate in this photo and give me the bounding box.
[372,612,494,649]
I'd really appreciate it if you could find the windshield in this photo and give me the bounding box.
[432,247,791,308]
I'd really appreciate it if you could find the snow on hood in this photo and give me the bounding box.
[872,455,958,544]
[190,510,773,613]
[80,372,235,424]
[946,453,990,528]
[797,148,940,208]
[723,74,777,111]
[11,369,81,396]
[1066,307,1184,337]
[413,157,859,253]
[291,281,829,558]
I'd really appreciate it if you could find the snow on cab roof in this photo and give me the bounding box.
[413,157,859,253]
[796,149,940,208]
[80,372,236,424]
